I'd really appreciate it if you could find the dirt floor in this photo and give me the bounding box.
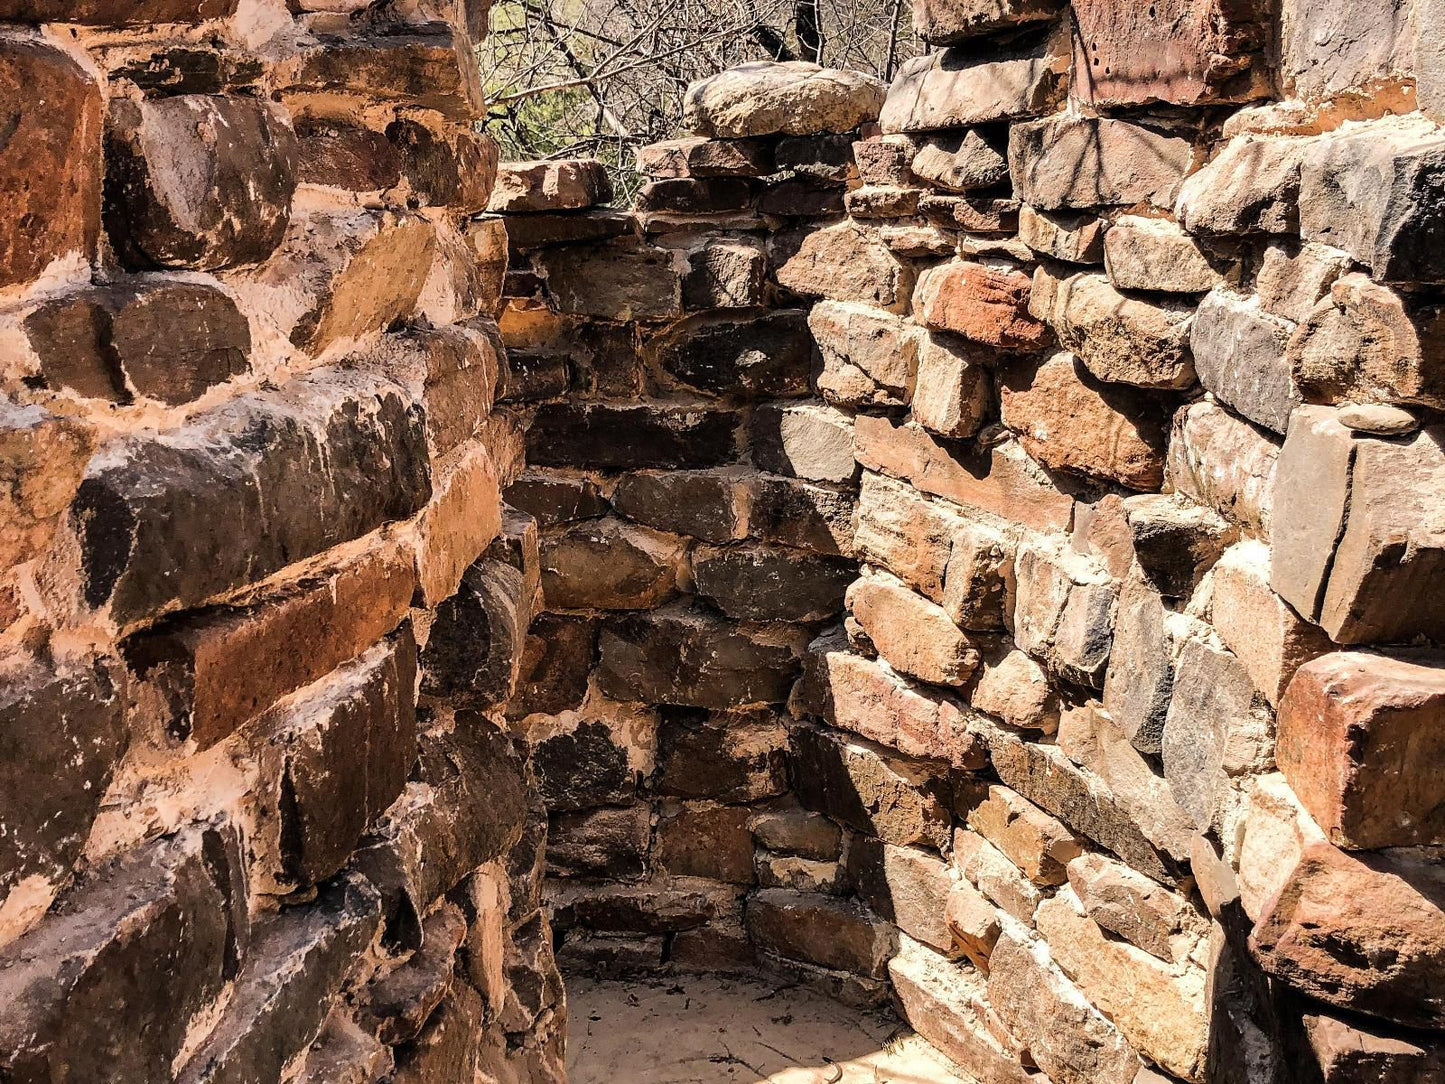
[563,971,968,1084]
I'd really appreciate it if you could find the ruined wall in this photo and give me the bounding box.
[0,3,565,1082]
[500,4,1445,1079]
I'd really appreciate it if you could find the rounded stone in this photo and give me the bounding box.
[1337,402,1421,435]
[683,62,886,139]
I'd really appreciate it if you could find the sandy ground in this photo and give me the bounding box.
[564,971,969,1084]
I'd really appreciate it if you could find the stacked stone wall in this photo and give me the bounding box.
[0,3,563,1082]
[498,7,1445,1080]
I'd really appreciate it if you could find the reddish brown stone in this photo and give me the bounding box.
[0,0,236,21]
[1278,651,1445,849]
[123,540,415,749]
[1072,0,1272,108]
[913,261,1049,349]
[277,31,485,122]
[0,39,102,288]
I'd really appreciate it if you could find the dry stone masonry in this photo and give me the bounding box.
[6,0,1445,1082]
[489,3,1445,1083]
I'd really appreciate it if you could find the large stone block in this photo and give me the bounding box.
[809,300,917,407]
[277,30,485,121]
[913,260,1048,350]
[1011,115,1193,210]
[0,828,245,1082]
[1278,650,1445,849]
[177,875,382,1084]
[69,365,430,627]
[657,709,788,802]
[909,0,1062,43]
[854,414,1075,532]
[846,838,956,954]
[1279,0,1416,102]
[259,633,417,891]
[1001,352,1169,491]
[540,517,685,610]
[1013,539,1118,687]
[1072,0,1271,107]
[846,572,980,686]
[0,0,235,18]
[790,723,952,849]
[881,32,1068,132]
[962,783,1083,887]
[1299,121,1445,284]
[650,310,813,399]
[527,402,740,470]
[105,95,297,271]
[547,806,651,880]
[682,62,885,138]
[597,603,807,709]
[1164,401,1278,538]
[1294,1009,1445,1083]
[1033,268,1196,390]
[1176,136,1311,236]
[533,718,639,813]
[124,541,413,750]
[420,558,532,709]
[657,803,755,884]
[776,221,914,311]
[1102,215,1221,294]
[635,136,774,178]
[0,656,125,925]
[1190,288,1300,435]
[539,240,682,321]
[488,159,612,213]
[751,474,856,557]
[746,889,896,977]
[750,400,856,483]
[25,279,250,406]
[1067,852,1205,963]
[0,39,102,289]
[1272,408,1445,644]
[692,543,853,622]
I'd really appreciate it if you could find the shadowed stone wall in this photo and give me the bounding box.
[0,3,564,1082]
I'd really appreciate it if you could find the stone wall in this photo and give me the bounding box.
[496,7,1445,1081]
[0,3,564,1082]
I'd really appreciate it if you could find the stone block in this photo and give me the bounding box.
[1013,539,1118,687]
[1103,215,1221,294]
[0,39,101,289]
[682,62,885,138]
[1036,890,1209,1081]
[69,365,430,627]
[790,723,952,849]
[793,635,988,768]
[1294,1009,1445,1083]
[809,300,917,407]
[748,805,841,860]
[910,330,993,439]
[914,261,1049,350]
[538,240,681,320]
[533,718,639,813]
[635,136,773,178]
[527,402,740,470]
[1074,0,1270,107]
[1212,540,1330,706]
[846,838,956,954]
[854,414,1076,532]
[1018,206,1105,264]
[963,783,1084,887]
[746,889,896,977]
[1067,852,1205,963]
[1278,650,1445,849]
[974,646,1058,732]
[540,517,685,610]
[853,470,959,599]
[0,656,125,923]
[488,159,612,212]
[635,176,759,214]
[750,400,856,483]
[548,805,652,880]
[1001,352,1169,491]
[918,192,1020,232]
[881,32,1068,132]
[680,239,768,308]
[1299,121,1445,283]
[0,828,245,1082]
[1176,135,1311,235]
[420,558,532,708]
[1033,268,1196,390]
[910,0,1061,43]
[657,709,788,802]
[776,221,914,311]
[124,540,414,749]
[952,828,1043,925]
[508,614,598,720]
[1010,115,1193,210]
[0,402,94,576]
[846,571,980,686]
[26,279,250,406]
[1288,273,1445,411]
[987,928,1142,1084]
[0,0,236,20]
[1272,408,1445,643]
[657,803,755,883]
[1164,401,1278,538]
[750,474,857,556]
[598,603,807,709]
[693,543,854,622]
[1190,288,1300,435]
[650,310,812,399]
[910,130,1010,191]
[105,95,297,271]
[276,30,485,121]
[611,469,749,544]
